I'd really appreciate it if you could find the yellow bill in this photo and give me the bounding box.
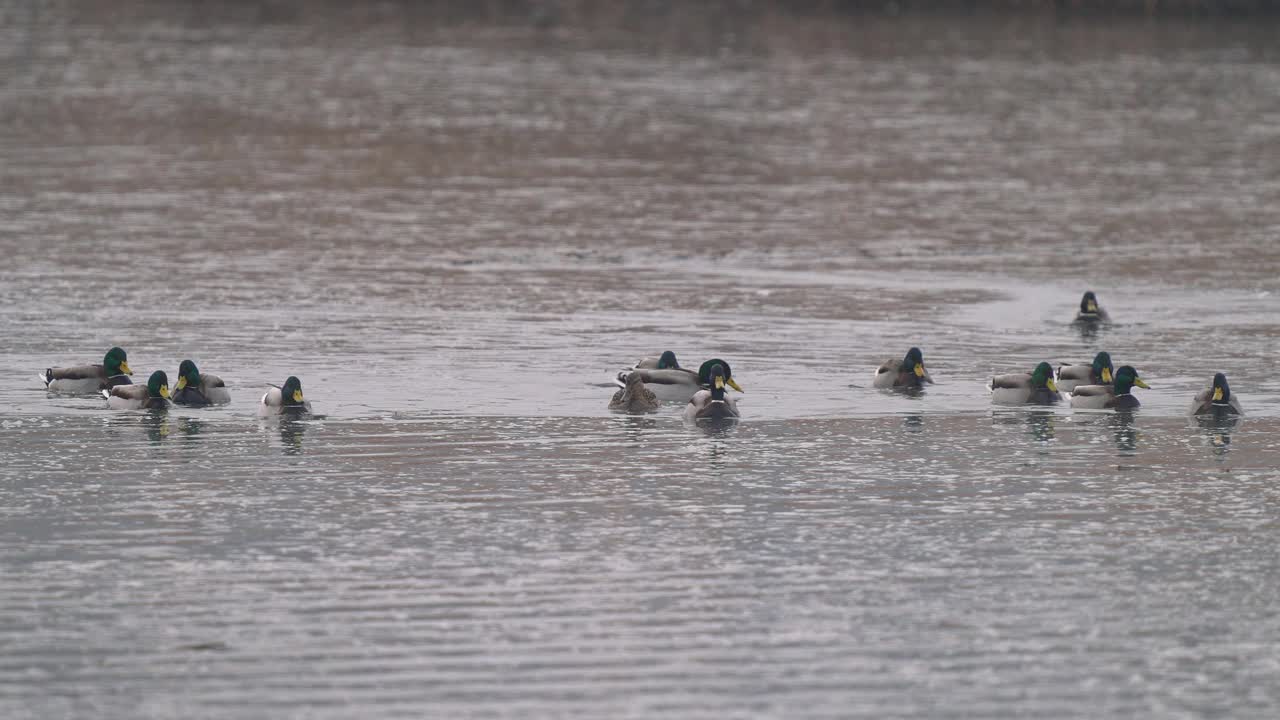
[914,363,925,378]
[714,376,725,391]
[1213,387,1223,401]
[160,384,171,398]
[176,376,188,391]
[1101,367,1112,384]
[292,390,304,403]
[1086,300,1098,312]
[1047,378,1058,393]
[1134,378,1150,389]
[726,378,743,392]
[121,361,133,375]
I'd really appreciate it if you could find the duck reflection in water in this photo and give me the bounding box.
[1194,413,1239,458]
[175,417,207,442]
[1025,410,1056,443]
[1108,411,1140,454]
[278,417,308,455]
[137,415,210,446]
[990,410,1055,443]
[616,414,659,441]
[693,417,738,439]
[141,411,172,444]
[697,429,733,473]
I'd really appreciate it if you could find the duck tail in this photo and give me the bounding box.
[614,371,628,388]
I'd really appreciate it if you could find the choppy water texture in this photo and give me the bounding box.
[3,3,1280,718]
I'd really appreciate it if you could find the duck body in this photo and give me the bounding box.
[610,372,659,413]
[1070,365,1148,410]
[1073,291,1110,323]
[260,376,311,417]
[683,363,740,423]
[42,347,133,394]
[103,370,170,410]
[1056,352,1114,394]
[1190,373,1243,417]
[618,367,701,401]
[615,357,742,403]
[172,360,231,406]
[873,347,933,390]
[45,371,132,395]
[683,391,739,422]
[1070,386,1138,410]
[172,382,230,406]
[991,362,1061,406]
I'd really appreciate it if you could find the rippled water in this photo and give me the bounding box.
[4,3,1280,718]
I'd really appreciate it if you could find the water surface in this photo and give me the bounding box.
[3,4,1280,718]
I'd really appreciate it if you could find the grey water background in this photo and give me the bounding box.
[4,2,1280,717]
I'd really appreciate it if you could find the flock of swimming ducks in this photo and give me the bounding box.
[609,291,1244,422]
[39,354,310,416]
[37,291,1242,423]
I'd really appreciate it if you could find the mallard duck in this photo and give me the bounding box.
[990,362,1061,405]
[103,370,170,410]
[259,376,311,416]
[683,362,740,422]
[609,372,659,413]
[41,346,133,393]
[1074,291,1110,323]
[633,350,682,370]
[1056,351,1114,394]
[1189,372,1243,416]
[616,358,744,402]
[1070,365,1148,409]
[873,347,933,389]
[171,359,231,406]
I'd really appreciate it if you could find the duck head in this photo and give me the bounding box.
[146,370,170,399]
[1079,291,1101,316]
[281,376,305,406]
[176,359,201,391]
[698,358,743,392]
[104,347,132,376]
[1031,362,1058,392]
[656,351,680,370]
[1211,372,1232,405]
[1091,351,1114,384]
[706,363,728,401]
[1113,365,1150,395]
[901,347,926,378]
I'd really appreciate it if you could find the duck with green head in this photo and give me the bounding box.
[991,362,1061,405]
[633,351,682,371]
[617,356,744,402]
[172,359,231,406]
[1056,351,1114,394]
[104,370,170,410]
[873,347,933,389]
[1074,291,1110,323]
[42,346,133,393]
[1190,372,1243,417]
[683,362,740,422]
[1070,365,1149,409]
[260,376,311,416]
